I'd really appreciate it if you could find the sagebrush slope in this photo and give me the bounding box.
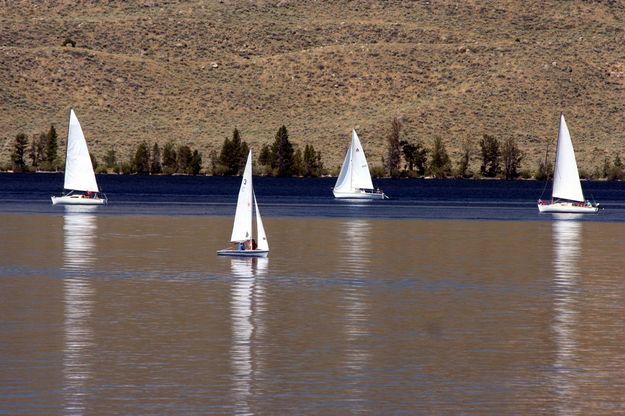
[1,0,623,173]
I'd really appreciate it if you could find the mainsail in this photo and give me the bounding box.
[230,152,254,243]
[552,114,584,202]
[334,129,374,193]
[64,109,99,192]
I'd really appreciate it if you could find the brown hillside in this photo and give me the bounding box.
[1,0,624,174]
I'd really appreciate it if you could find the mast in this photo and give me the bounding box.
[349,133,354,191]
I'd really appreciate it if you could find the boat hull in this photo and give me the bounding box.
[333,189,387,200]
[51,195,107,205]
[538,202,598,213]
[217,249,269,258]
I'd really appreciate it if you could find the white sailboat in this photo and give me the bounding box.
[217,150,269,257]
[538,114,599,213]
[333,129,387,199]
[51,109,107,205]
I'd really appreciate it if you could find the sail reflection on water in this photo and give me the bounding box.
[551,216,582,415]
[230,257,267,414]
[62,206,97,416]
[340,220,372,410]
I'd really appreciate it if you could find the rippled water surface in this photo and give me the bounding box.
[2,175,625,414]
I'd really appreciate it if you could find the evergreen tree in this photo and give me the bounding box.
[216,137,232,174]
[292,148,304,176]
[386,118,402,178]
[177,145,192,174]
[189,150,202,175]
[303,144,323,177]
[45,124,58,166]
[479,134,500,177]
[271,125,294,177]
[28,132,47,168]
[133,142,150,174]
[104,147,117,169]
[428,137,452,178]
[218,128,249,175]
[11,133,29,173]
[501,137,523,180]
[401,139,428,176]
[162,142,177,174]
[258,143,273,167]
[150,143,162,174]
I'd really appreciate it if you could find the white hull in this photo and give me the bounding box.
[217,249,269,258]
[333,189,386,200]
[538,202,598,213]
[52,195,106,205]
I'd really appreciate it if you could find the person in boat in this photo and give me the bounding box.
[251,239,257,250]
[238,242,245,251]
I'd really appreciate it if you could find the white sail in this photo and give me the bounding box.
[230,151,253,243]
[333,139,353,193]
[349,130,374,190]
[64,109,99,192]
[552,114,584,202]
[334,129,374,193]
[254,193,269,251]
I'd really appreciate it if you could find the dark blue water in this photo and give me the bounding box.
[1,172,624,221]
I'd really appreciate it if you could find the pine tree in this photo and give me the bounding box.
[150,143,162,174]
[292,148,304,176]
[189,150,202,175]
[258,144,273,167]
[162,142,177,174]
[177,145,192,174]
[45,124,58,167]
[303,144,323,177]
[11,133,29,172]
[271,125,294,177]
[104,147,117,169]
[428,137,452,178]
[28,132,47,169]
[218,128,249,175]
[133,142,150,174]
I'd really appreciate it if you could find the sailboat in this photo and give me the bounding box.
[217,150,269,257]
[51,109,107,205]
[333,129,387,199]
[537,114,599,213]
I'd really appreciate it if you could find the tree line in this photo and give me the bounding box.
[5,119,625,180]
[382,117,625,181]
[209,126,324,177]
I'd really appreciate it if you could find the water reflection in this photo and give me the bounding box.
[341,220,371,410]
[63,206,97,416]
[230,257,267,415]
[552,218,582,415]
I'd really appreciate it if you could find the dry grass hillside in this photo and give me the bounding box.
[1,0,624,174]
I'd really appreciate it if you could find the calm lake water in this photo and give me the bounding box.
[2,173,625,414]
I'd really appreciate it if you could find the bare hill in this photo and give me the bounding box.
[1,0,624,174]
